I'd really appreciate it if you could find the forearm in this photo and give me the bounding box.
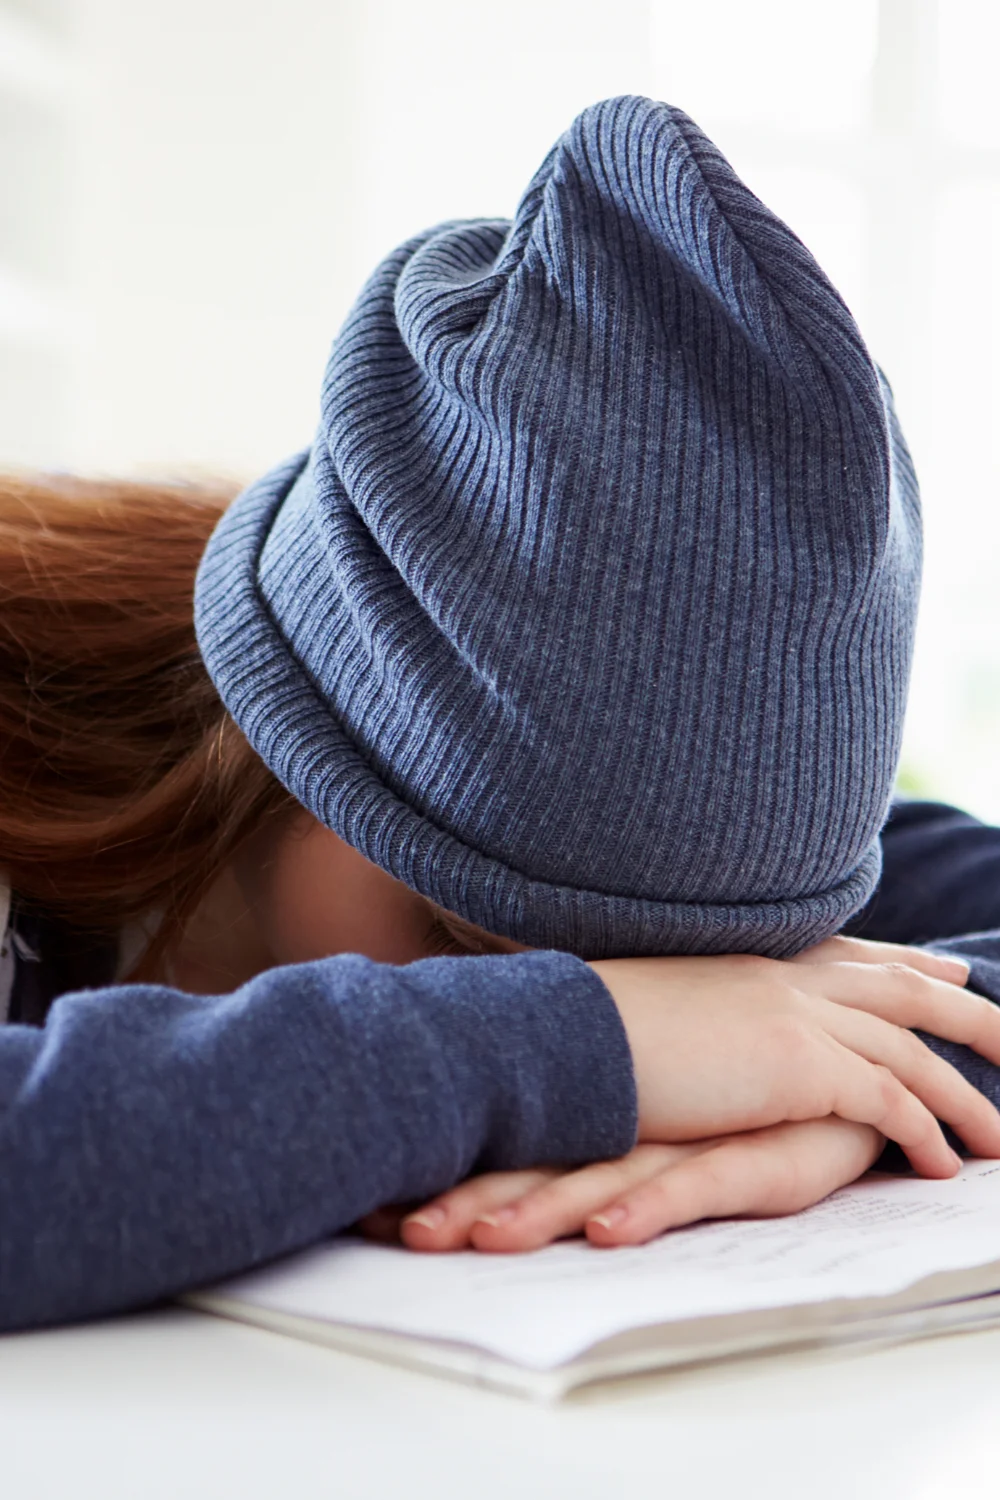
[0,951,636,1331]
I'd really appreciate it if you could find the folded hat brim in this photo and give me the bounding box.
[195,452,881,959]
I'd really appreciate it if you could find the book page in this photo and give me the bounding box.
[196,1161,1000,1370]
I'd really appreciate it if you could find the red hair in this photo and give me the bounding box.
[0,473,294,947]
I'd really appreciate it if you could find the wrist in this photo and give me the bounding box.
[586,959,652,1138]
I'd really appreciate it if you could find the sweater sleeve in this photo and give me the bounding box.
[846,799,1000,946]
[0,950,637,1332]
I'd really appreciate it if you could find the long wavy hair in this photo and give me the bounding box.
[0,472,295,954]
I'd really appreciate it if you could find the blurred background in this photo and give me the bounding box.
[1,0,998,818]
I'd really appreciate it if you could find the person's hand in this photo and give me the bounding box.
[359,1116,884,1251]
[588,939,1000,1176]
[788,933,969,971]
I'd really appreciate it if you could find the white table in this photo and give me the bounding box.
[2,1308,1000,1500]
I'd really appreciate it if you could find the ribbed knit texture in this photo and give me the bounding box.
[196,96,921,958]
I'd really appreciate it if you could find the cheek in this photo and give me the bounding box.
[261,824,437,967]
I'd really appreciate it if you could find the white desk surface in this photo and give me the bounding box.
[2,1308,1000,1500]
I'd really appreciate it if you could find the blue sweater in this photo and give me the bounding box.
[3,798,1000,1333]
[0,951,636,1331]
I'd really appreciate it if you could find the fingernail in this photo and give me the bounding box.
[951,1149,964,1170]
[940,956,970,979]
[475,1207,517,1229]
[589,1206,628,1230]
[404,1206,446,1231]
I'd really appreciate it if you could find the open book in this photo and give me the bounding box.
[187,1160,1000,1400]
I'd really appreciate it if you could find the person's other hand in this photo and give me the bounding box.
[588,942,1000,1176]
[789,932,969,971]
[360,1116,884,1252]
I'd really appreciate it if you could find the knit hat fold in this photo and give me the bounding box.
[196,95,921,958]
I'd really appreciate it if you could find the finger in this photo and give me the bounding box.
[814,1036,964,1176]
[356,1206,408,1244]
[822,1003,1000,1159]
[792,935,969,987]
[400,1169,559,1251]
[585,1120,884,1246]
[796,961,1000,1066]
[469,1144,706,1253]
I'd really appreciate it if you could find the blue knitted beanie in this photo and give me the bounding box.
[195,95,921,959]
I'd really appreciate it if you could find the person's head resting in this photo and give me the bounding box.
[196,95,921,961]
[0,96,920,970]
